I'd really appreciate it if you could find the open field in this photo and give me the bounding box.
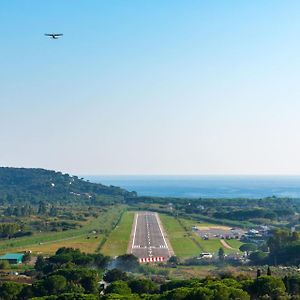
[159,214,201,258]
[225,239,244,249]
[177,216,243,251]
[0,205,125,254]
[101,211,135,257]
[16,235,104,255]
[160,214,243,258]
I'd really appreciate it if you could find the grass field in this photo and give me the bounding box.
[0,205,125,255]
[160,214,243,258]
[160,214,201,258]
[225,239,244,250]
[101,211,134,257]
[17,235,104,255]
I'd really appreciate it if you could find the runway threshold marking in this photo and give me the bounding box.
[132,212,171,262]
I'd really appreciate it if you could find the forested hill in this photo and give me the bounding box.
[0,167,137,205]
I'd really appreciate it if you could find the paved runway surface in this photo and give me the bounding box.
[131,212,170,260]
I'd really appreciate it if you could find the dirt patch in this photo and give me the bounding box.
[197,225,231,231]
[220,239,234,249]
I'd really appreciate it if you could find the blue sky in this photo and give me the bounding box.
[1,1,300,175]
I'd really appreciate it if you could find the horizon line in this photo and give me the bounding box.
[81,174,300,177]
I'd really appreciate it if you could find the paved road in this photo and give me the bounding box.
[131,212,170,260]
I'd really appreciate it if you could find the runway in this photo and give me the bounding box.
[130,212,171,261]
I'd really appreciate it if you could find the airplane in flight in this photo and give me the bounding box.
[44,33,63,39]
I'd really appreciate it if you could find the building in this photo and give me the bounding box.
[0,253,24,264]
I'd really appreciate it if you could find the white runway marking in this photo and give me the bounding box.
[156,213,170,255]
[131,213,138,252]
[131,212,171,260]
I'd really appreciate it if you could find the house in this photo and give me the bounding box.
[0,253,24,264]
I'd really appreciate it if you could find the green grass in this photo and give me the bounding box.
[0,205,125,254]
[17,234,105,255]
[101,211,135,257]
[191,235,242,254]
[160,214,201,258]
[225,239,244,250]
[160,214,244,258]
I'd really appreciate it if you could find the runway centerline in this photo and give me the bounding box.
[131,212,170,260]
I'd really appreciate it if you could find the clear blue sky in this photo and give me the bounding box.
[1,1,300,175]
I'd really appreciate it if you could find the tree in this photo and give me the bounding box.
[0,282,24,300]
[115,254,139,272]
[0,260,10,269]
[267,228,300,265]
[168,256,180,265]
[44,275,67,294]
[0,223,19,238]
[249,251,268,265]
[283,275,300,295]
[22,252,32,263]
[267,266,272,276]
[103,269,128,283]
[56,294,98,300]
[257,269,261,278]
[38,201,47,215]
[35,255,46,272]
[102,294,140,300]
[164,287,192,300]
[105,281,131,295]
[239,243,257,255]
[250,276,286,299]
[128,279,158,295]
[49,206,58,217]
[218,247,225,262]
[80,274,98,294]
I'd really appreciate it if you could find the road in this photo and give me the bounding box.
[130,212,171,261]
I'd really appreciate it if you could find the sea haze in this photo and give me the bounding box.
[84,176,300,199]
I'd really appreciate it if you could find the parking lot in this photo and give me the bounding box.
[194,225,245,240]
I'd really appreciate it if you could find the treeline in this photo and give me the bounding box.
[242,228,300,267]
[126,196,299,224]
[2,247,300,299]
[214,207,294,221]
[268,229,300,265]
[0,167,137,206]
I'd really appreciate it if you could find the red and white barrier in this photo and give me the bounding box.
[139,257,165,263]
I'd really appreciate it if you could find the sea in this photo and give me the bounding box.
[84,175,300,199]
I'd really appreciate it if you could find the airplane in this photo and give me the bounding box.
[44,33,63,39]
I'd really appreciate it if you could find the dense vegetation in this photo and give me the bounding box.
[127,196,300,227]
[1,167,300,299]
[1,247,300,299]
[0,167,136,206]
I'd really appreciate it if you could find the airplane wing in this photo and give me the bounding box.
[44,33,63,36]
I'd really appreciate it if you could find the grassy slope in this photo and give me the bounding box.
[101,211,135,257]
[0,205,125,254]
[225,239,244,249]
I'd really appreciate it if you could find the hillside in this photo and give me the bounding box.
[0,167,137,205]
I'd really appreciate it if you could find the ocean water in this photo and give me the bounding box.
[85,175,300,199]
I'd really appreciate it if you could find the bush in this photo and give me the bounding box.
[0,260,10,269]
[103,269,128,283]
